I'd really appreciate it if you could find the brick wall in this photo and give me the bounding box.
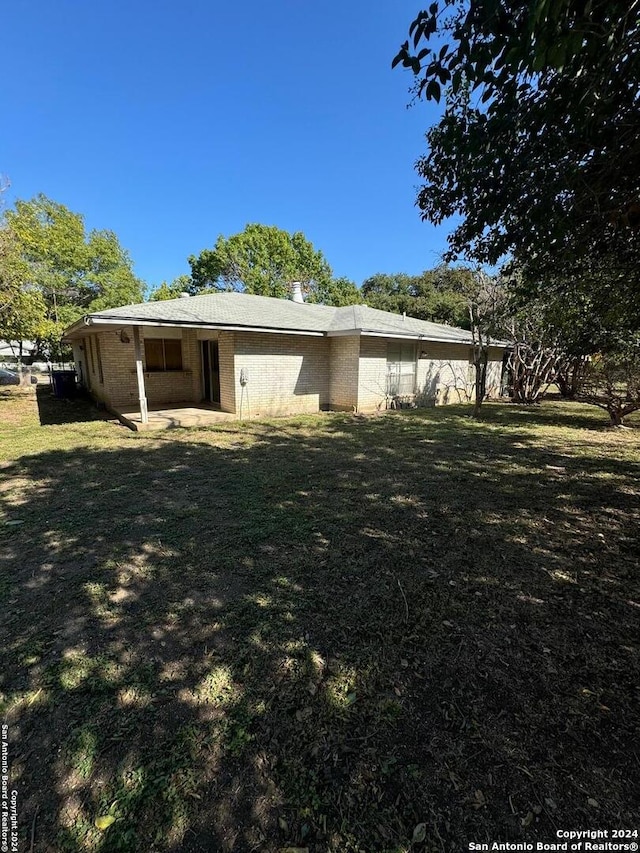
[75,326,504,418]
[416,342,472,405]
[218,332,236,413]
[357,337,389,411]
[357,337,505,411]
[77,326,202,412]
[233,331,330,417]
[486,347,505,396]
[329,336,360,411]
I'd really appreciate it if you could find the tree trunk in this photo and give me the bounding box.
[608,405,624,427]
[472,350,488,417]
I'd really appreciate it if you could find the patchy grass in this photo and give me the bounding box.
[1,386,639,852]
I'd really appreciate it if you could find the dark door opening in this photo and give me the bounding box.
[202,340,221,405]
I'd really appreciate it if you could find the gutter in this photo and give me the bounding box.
[63,315,325,338]
[63,314,509,348]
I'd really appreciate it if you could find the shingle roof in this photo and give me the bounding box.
[69,292,499,346]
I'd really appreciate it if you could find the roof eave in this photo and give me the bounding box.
[65,315,325,337]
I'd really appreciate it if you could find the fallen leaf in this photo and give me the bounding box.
[5,520,25,526]
[587,798,600,808]
[412,822,427,843]
[94,815,116,831]
[472,789,486,809]
[295,707,313,721]
[521,811,534,827]
[278,816,288,832]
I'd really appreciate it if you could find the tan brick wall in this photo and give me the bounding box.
[416,342,472,405]
[357,336,389,411]
[233,331,330,417]
[357,337,505,410]
[218,332,236,413]
[486,346,505,397]
[329,336,360,411]
[78,326,203,411]
[75,326,504,417]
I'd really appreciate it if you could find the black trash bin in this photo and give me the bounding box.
[51,370,77,399]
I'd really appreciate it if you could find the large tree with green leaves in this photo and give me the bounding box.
[149,275,194,302]
[394,1,639,310]
[361,267,469,327]
[0,225,52,362]
[4,194,145,356]
[189,224,357,305]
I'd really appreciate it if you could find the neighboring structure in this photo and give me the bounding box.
[0,340,37,363]
[62,291,506,424]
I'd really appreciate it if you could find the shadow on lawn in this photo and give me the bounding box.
[34,384,111,426]
[1,407,639,852]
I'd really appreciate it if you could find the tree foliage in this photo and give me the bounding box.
[3,194,145,356]
[0,225,51,352]
[189,224,333,299]
[361,266,469,326]
[577,347,640,427]
[307,276,362,307]
[394,1,640,306]
[149,276,194,301]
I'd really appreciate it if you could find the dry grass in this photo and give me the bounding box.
[1,386,639,852]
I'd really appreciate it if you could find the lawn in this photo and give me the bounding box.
[1,386,639,853]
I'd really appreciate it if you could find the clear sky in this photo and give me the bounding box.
[2,0,449,293]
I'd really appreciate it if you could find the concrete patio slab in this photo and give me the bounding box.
[116,404,236,431]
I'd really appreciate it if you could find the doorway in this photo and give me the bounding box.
[201,340,221,405]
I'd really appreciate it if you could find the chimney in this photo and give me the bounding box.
[290,281,304,303]
[179,292,190,298]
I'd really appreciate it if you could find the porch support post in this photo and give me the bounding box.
[133,326,148,423]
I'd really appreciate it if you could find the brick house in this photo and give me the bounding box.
[62,291,506,427]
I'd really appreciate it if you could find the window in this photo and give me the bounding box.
[387,340,416,396]
[144,338,183,371]
[95,337,104,383]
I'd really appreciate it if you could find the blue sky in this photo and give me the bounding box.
[2,0,448,293]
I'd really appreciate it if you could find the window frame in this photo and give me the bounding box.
[95,336,104,384]
[144,337,183,372]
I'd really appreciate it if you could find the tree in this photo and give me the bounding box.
[577,348,640,427]
[361,267,468,326]
[504,314,567,405]
[149,276,194,301]
[307,276,362,307]
[4,195,145,357]
[189,224,333,300]
[0,225,51,363]
[461,270,506,417]
[393,1,640,310]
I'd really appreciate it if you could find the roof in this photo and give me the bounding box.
[63,292,506,346]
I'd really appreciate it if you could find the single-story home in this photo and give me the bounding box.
[62,289,507,426]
